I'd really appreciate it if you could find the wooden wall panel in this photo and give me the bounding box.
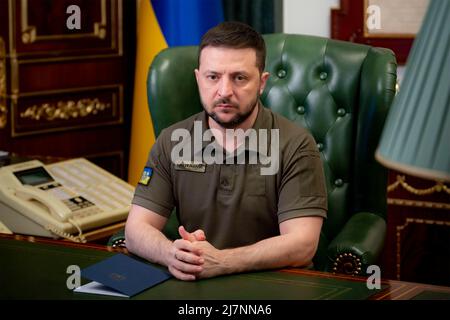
[0,0,136,179]
[13,0,119,56]
[17,58,124,92]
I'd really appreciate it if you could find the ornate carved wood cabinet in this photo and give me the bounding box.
[382,171,450,286]
[0,0,135,178]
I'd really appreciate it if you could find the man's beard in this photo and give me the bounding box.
[203,94,260,129]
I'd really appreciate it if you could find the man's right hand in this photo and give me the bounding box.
[178,225,206,242]
[168,238,205,281]
[165,226,207,281]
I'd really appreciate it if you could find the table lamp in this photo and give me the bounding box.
[375,0,450,182]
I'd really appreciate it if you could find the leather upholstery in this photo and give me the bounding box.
[117,34,397,276]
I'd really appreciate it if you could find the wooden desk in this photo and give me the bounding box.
[1,220,126,244]
[1,235,449,300]
[67,221,125,243]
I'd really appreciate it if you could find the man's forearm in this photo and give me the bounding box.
[125,222,172,267]
[220,233,317,275]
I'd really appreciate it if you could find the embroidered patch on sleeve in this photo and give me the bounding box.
[138,167,153,186]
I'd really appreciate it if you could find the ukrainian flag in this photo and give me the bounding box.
[128,0,224,186]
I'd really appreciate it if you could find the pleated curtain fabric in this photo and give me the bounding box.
[222,0,279,34]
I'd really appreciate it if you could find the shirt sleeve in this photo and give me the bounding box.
[277,133,328,223]
[132,129,175,218]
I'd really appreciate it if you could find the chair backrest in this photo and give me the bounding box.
[147,33,397,265]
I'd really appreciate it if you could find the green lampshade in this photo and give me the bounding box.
[376,0,450,182]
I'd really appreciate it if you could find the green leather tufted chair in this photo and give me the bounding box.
[112,34,397,276]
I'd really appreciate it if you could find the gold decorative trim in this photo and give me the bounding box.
[387,175,450,195]
[388,198,450,210]
[0,104,6,129]
[0,37,6,129]
[11,85,123,137]
[396,218,450,280]
[21,0,108,44]
[8,0,121,57]
[94,0,108,40]
[20,98,111,121]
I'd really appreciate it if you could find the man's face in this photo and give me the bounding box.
[195,46,269,128]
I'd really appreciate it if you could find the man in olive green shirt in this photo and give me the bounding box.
[125,22,327,281]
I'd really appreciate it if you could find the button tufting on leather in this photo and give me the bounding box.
[334,179,343,187]
[317,143,324,151]
[337,108,346,116]
[297,106,305,114]
[277,69,287,78]
[319,72,328,80]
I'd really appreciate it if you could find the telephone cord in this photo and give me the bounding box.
[45,219,87,243]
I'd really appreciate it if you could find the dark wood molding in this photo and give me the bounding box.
[331,0,415,64]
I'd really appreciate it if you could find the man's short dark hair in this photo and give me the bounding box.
[199,21,266,73]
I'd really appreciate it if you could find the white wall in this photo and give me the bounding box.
[283,0,339,37]
[283,0,405,81]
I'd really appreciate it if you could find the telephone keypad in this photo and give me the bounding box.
[39,182,62,191]
[63,196,95,212]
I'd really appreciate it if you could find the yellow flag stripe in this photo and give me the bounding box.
[128,0,168,186]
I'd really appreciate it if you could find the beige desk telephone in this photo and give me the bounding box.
[0,219,12,234]
[0,158,134,242]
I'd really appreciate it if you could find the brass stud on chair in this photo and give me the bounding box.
[277,69,287,79]
[112,238,127,248]
[332,252,362,276]
[319,72,328,80]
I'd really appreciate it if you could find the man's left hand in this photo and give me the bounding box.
[189,240,225,279]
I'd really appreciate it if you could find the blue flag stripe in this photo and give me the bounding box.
[151,0,224,47]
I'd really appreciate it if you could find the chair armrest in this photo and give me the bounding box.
[327,212,386,276]
[107,229,126,248]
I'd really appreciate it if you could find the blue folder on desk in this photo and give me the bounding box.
[76,253,172,297]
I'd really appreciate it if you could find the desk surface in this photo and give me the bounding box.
[1,235,449,300]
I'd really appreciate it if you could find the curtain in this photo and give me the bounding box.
[222,0,281,34]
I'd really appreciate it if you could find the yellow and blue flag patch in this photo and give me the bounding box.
[139,167,153,186]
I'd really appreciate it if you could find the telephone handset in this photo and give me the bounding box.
[14,185,72,222]
[0,219,12,234]
[0,158,134,242]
